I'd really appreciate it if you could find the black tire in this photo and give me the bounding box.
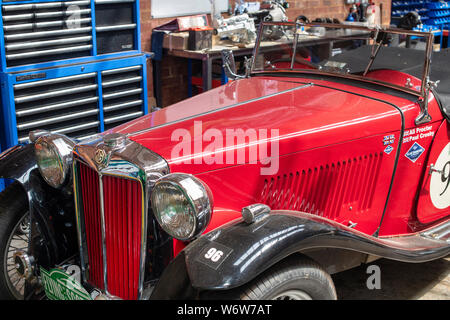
[0,182,29,300]
[204,256,337,300]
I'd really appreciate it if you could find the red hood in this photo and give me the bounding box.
[110,77,404,174]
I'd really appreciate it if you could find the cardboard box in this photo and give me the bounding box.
[163,32,189,50]
[188,28,213,51]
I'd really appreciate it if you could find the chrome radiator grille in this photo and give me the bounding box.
[73,134,169,300]
[14,72,100,143]
[2,0,93,68]
[76,161,144,300]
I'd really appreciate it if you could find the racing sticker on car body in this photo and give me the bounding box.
[403,125,435,144]
[430,142,450,209]
[383,134,395,146]
[197,242,233,270]
[384,145,394,155]
[405,142,425,163]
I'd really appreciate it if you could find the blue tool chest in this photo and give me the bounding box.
[0,0,148,192]
[0,0,141,73]
[0,54,148,148]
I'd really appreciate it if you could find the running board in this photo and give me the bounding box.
[152,210,450,293]
[379,220,450,253]
[421,221,450,242]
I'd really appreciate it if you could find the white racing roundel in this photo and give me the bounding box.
[430,142,450,209]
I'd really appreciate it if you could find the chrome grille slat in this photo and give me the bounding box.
[96,24,136,32]
[52,121,100,135]
[6,36,92,51]
[101,64,144,129]
[101,65,141,76]
[104,111,143,124]
[15,84,98,103]
[18,120,100,143]
[2,1,90,11]
[95,0,135,4]
[103,100,142,112]
[16,97,99,117]
[6,44,93,60]
[2,0,93,67]
[5,27,93,41]
[3,18,91,31]
[102,76,142,88]
[17,109,99,130]
[13,71,100,141]
[2,9,91,21]
[75,133,100,141]
[102,88,142,100]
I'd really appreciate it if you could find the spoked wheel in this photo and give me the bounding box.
[4,213,30,299]
[0,182,29,300]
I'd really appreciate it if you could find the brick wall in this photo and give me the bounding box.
[140,0,392,107]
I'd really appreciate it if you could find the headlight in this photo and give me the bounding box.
[151,173,213,241]
[34,133,75,188]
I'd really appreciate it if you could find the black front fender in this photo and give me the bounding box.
[0,144,37,196]
[0,144,78,271]
[152,210,450,297]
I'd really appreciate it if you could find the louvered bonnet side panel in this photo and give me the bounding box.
[260,153,384,219]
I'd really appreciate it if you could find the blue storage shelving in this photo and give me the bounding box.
[0,0,142,73]
[0,53,149,149]
[391,0,429,21]
[392,0,450,27]
[423,1,450,24]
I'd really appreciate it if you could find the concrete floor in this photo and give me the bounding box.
[332,256,450,300]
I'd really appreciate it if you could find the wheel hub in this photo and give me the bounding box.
[13,251,34,280]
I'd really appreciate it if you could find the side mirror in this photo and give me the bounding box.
[221,49,238,80]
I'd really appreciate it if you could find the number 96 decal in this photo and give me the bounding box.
[430,142,450,209]
[197,242,233,270]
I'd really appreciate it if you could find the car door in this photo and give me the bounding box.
[416,120,450,224]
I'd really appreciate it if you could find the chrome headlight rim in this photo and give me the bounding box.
[151,173,213,241]
[33,132,75,189]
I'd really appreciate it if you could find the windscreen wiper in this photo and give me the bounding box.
[363,29,381,76]
[363,29,393,76]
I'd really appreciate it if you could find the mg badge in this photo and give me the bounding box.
[94,148,107,166]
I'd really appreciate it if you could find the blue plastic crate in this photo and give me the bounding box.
[0,54,149,149]
[428,9,450,17]
[427,1,450,10]
[0,0,142,73]
[414,23,441,31]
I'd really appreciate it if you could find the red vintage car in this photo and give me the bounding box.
[0,22,449,300]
